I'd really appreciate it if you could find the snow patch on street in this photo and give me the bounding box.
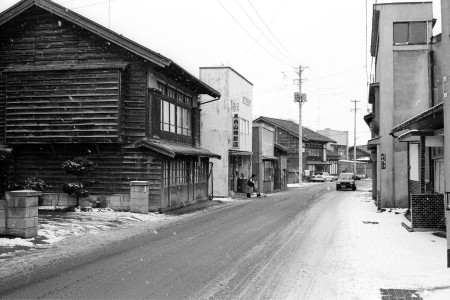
[332,189,450,299]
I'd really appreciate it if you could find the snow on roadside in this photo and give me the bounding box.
[212,197,235,202]
[287,181,322,188]
[0,210,169,260]
[0,200,242,282]
[333,188,450,299]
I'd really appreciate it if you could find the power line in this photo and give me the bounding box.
[306,80,366,91]
[234,0,297,66]
[234,0,290,65]
[216,0,293,67]
[307,65,365,81]
[72,0,115,10]
[246,0,300,65]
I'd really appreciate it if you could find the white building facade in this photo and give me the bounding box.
[199,67,253,197]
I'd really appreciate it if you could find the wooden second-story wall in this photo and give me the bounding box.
[0,75,5,143]
[0,6,154,145]
[4,68,121,143]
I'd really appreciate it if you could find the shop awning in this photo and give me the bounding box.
[398,130,434,142]
[391,102,443,134]
[274,143,289,152]
[133,140,221,159]
[229,150,253,156]
[367,137,380,150]
[307,161,331,165]
[262,155,278,160]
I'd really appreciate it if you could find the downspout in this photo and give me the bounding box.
[209,162,214,199]
[407,142,411,210]
[199,97,221,106]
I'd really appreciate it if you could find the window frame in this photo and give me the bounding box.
[393,21,428,45]
[264,160,273,181]
[157,81,194,143]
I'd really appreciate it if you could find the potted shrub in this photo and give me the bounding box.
[62,157,96,208]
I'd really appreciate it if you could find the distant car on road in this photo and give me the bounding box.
[355,174,366,180]
[310,172,334,182]
[336,172,356,191]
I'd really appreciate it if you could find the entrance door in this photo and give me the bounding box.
[162,159,192,208]
[229,155,236,192]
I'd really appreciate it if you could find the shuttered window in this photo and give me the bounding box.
[5,68,121,143]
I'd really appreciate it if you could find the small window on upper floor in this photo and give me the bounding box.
[393,21,427,45]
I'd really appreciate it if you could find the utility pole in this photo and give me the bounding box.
[350,100,360,174]
[294,66,307,183]
[440,0,450,268]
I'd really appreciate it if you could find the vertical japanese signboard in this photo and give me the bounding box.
[381,153,386,169]
[232,114,239,149]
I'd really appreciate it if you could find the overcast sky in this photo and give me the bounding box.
[0,0,443,145]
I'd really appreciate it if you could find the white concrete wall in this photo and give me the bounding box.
[199,67,253,196]
[317,128,348,146]
[374,3,433,208]
[262,125,274,157]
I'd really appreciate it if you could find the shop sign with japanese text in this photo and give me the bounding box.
[232,114,239,149]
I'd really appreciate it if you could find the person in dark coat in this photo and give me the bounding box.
[247,174,260,198]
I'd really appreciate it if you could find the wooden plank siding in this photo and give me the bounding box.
[121,63,147,142]
[0,75,5,142]
[11,144,161,205]
[0,6,150,142]
[0,5,214,208]
[5,69,120,143]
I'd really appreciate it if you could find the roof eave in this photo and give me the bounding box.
[255,116,336,143]
[0,0,221,97]
[0,0,169,67]
[169,62,221,98]
[391,102,443,134]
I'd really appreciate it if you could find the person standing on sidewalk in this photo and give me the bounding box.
[247,174,261,198]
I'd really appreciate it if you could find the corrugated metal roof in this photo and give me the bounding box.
[254,116,336,143]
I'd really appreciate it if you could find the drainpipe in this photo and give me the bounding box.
[440,0,450,268]
[209,162,214,199]
[199,97,221,106]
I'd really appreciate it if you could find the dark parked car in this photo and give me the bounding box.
[336,173,356,191]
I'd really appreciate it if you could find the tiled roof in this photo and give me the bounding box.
[254,116,336,143]
[326,150,341,159]
[349,145,371,156]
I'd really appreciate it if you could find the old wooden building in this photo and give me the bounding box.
[253,116,336,183]
[0,0,221,211]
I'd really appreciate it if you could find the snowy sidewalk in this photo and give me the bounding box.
[339,189,450,300]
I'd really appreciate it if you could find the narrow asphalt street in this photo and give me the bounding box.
[0,180,431,300]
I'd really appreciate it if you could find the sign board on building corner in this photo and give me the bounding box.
[232,114,239,149]
[381,153,386,169]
